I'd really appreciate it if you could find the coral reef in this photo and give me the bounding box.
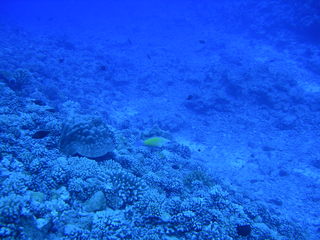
[0,83,307,239]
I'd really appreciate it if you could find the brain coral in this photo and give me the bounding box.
[59,115,115,158]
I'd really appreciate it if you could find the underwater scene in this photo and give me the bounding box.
[0,0,320,239]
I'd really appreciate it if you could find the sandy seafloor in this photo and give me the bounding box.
[0,1,320,239]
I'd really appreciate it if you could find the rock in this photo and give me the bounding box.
[64,224,81,235]
[29,191,46,203]
[84,191,106,212]
[55,187,70,201]
[36,218,49,230]
[275,115,297,130]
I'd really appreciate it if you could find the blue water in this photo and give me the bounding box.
[0,0,319,239]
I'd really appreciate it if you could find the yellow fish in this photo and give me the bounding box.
[143,137,170,147]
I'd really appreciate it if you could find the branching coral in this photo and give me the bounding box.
[101,170,147,209]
